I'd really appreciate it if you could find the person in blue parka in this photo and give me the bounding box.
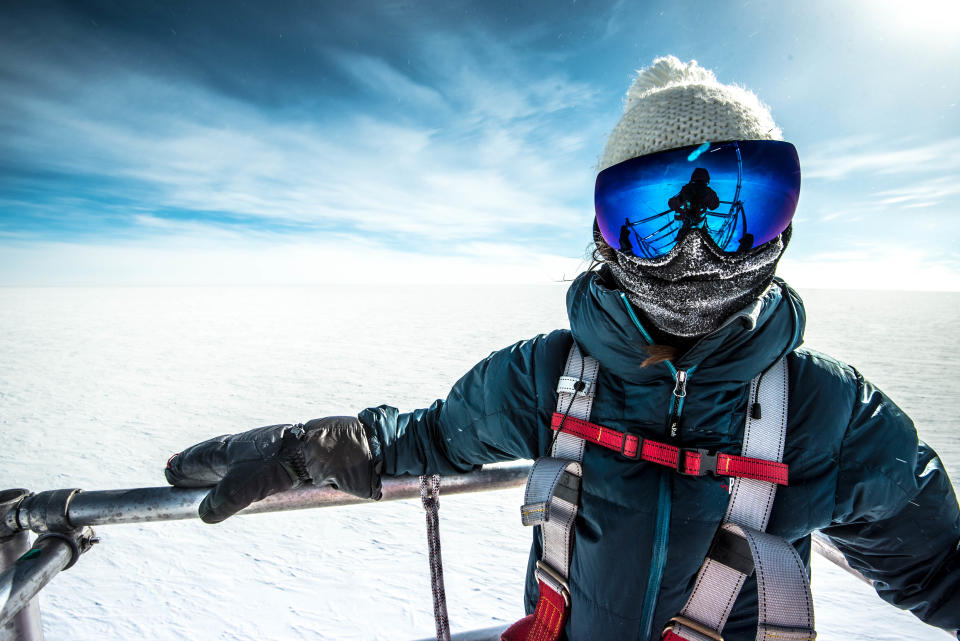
[164,56,960,640]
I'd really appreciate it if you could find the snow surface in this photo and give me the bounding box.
[1,283,957,640]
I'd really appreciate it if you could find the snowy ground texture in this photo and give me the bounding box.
[1,283,958,641]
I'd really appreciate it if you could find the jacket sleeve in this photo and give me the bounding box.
[821,369,960,631]
[357,331,568,477]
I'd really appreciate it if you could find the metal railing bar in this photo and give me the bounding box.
[13,462,532,531]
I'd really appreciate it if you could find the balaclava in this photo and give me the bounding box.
[597,56,791,340]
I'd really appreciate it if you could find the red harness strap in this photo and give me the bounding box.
[550,413,789,486]
[500,580,568,641]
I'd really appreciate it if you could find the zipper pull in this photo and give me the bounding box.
[668,370,688,439]
[672,370,688,399]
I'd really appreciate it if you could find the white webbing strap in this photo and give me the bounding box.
[668,358,816,641]
[521,342,598,595]
[724,357,789,531]
[552,342,598,461]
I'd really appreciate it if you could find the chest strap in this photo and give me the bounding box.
[549,413,790,486]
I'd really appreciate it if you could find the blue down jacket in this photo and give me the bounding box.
[360,269,960,641]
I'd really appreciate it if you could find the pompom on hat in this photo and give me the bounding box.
[599,56,783,171]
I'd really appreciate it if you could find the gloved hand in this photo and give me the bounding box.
[165,416,382,523]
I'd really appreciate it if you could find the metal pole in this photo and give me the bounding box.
[0,490,43,641]
[3,465,878,625]
[811,531,871,586]
[0,537,75,634]
[6,467,873,590]
[12,463,531,531]
[413,625,509,641]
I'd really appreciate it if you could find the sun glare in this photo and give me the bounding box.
[869,0,960,41]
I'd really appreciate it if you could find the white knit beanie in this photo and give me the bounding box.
[599,56,782,171]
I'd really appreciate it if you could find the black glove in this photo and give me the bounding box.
[165,416,383,524]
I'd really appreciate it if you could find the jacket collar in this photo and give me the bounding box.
[566,269,806,385]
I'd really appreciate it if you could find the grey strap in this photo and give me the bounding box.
[733,524,814,641]
[725,358,789,531]
[669,358,815,641]
[670,524,815,641]
[520,342,598,599]
[521,457,582,582]
[521,458,582,528]
[552,342,598,461]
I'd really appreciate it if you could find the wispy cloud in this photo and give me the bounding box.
[0,31,601,253]
[796,136,960,249]
[331,51,450,113]
[803,136,960,180]
[872,176,960,209]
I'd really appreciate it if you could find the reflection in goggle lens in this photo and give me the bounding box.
[594,140,801,258]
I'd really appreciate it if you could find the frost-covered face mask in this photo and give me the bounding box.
[600,223,790,340]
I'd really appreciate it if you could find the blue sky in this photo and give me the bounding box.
[1,0,958,288]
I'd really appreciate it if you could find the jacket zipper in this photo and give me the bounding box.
[667,369,688,439]
[620,293,697,640]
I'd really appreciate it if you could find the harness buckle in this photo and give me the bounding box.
[535,560,571,606]
[677,448,717,477]
[619,434,641,460]
[662,616,724,641]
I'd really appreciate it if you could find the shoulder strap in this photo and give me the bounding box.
[725,357,789,530]
[510,341,597,641]
[552,341,599,459]
[664,357,816,641]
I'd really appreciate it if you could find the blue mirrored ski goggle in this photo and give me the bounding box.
[594,140,801,258]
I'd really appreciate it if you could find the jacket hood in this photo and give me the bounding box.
[566,268,806,385]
